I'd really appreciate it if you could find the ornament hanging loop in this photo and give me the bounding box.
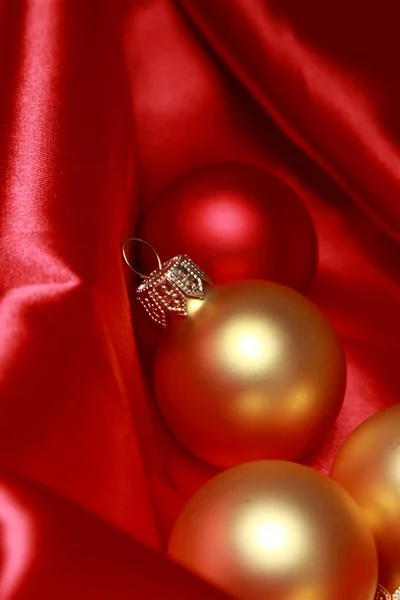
[122,237,162,279]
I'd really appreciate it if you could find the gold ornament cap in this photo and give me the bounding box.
[122,238,212,328]
[375,584,400,600]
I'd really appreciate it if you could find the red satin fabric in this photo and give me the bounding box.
[0,0,400,597]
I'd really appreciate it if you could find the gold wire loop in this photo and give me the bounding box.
[122,237,162,279]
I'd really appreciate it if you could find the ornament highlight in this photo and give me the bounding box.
[168,461,378,600]
[331,404,400,596]
[154,280,346,467]
[139,163,317,292]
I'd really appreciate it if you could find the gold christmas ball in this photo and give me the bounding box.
[331,404,400,595]
[168,461,378,600]
[154,280,346,467]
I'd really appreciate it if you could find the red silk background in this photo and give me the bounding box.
[0,0,400,597]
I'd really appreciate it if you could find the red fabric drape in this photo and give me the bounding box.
[0,0,399,597]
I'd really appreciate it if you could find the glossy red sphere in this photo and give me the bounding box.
[139,163,317,292]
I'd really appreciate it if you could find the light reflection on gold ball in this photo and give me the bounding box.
[331,405,400,593]
[154,280,346,467]
[168,461,378,600]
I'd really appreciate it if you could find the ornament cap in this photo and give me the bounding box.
[122,238,212,327]
[375,584,400,600]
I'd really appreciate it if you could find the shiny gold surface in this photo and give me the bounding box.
[168,461,378,600]
[331,405,400,594]
[154,280,346,467]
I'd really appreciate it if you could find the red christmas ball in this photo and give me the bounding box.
[139,163,317,293]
